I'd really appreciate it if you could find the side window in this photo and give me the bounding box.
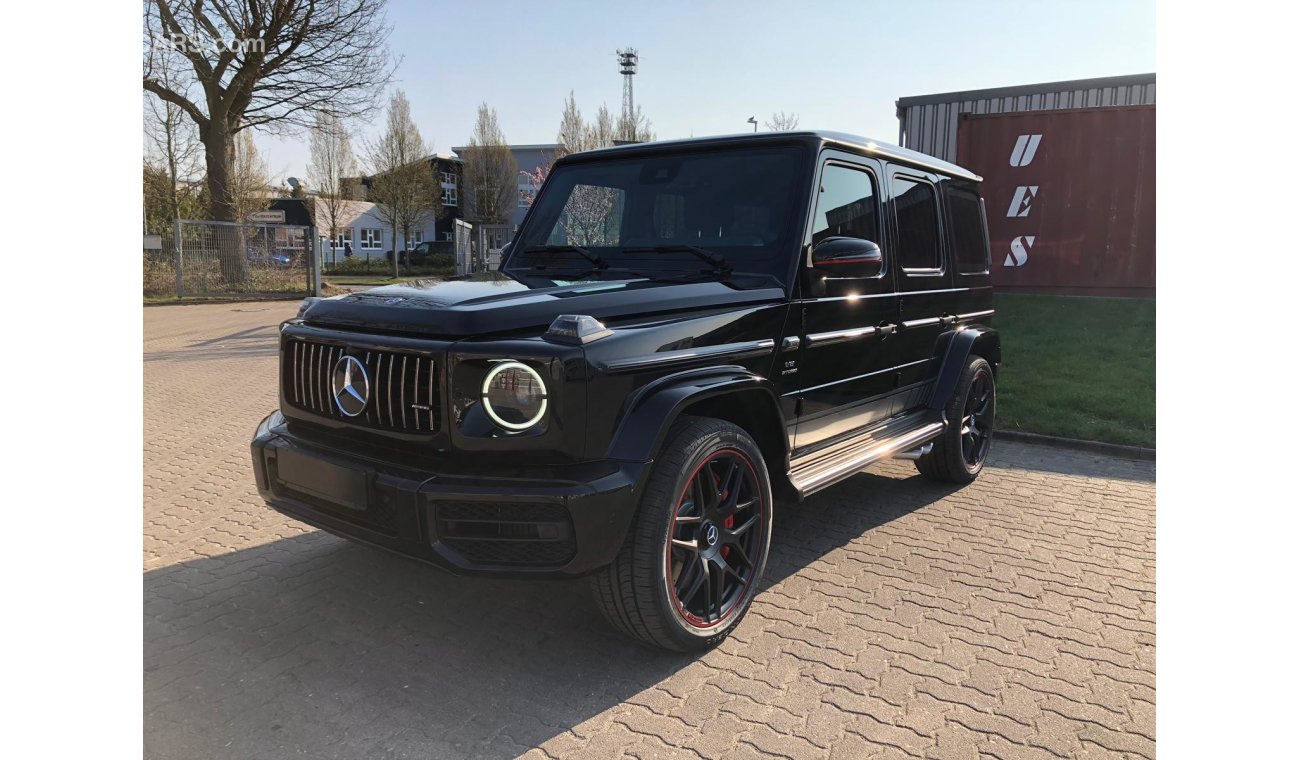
[890,176,942,271]
[946,185,990,274]
[812,164,880,246]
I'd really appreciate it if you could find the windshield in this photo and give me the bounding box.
[507,145,809,287]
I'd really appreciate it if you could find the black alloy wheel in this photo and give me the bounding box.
[961,369,994,467]
[916,355,996,484]
[665,449,765,629]
[591,417,773,651]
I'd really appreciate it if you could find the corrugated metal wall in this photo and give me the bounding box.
[897,74,1156,163]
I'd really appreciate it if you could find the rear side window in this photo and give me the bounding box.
[812,164,880,246]
[890,176,942,271]
[946,185,990,274]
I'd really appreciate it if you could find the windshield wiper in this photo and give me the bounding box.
[622,244,732,275]
[523,244,608,270]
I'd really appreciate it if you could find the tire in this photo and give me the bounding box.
[916,355,995,484]
[591,416,774,651]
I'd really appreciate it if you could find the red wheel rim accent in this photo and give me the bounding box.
[664,448,767,629]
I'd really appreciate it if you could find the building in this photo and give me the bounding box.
[897,74,1156,297]
[450,143,559,231]
[341,143,560,255]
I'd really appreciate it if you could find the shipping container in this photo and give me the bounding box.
[955,106,1155,297]
[896,74,1156,296]
[896,73,1156,164]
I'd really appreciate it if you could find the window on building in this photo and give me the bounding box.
[275,227,306,250]
[812,164,880,247]
[405,230,424,250]
[441,171,458,207]
[333,229,353,249]
[442,232,453,242]
[360,228,382,249]
[945,185,990,275]
[890,176,942,271]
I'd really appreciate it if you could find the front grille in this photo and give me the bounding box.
[435,501,576,567]
[283,339,441,433]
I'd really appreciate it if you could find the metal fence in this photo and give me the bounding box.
[453,221,512,276]
[144,220,320,299]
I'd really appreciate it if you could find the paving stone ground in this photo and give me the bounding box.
[144,302,1156,759]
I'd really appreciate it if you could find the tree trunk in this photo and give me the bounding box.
[202,121,250,285]
[390,223,399,278]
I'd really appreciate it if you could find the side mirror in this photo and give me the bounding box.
[811,237,884,279]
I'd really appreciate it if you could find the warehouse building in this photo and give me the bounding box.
[897,73,1155,297]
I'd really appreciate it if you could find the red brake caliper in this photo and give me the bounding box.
[715,469,734,558]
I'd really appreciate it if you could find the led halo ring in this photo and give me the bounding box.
[480,360,549,431]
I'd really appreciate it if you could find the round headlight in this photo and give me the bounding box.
[481,361,548,430]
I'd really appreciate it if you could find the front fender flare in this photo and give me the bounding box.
[605,365,786,464]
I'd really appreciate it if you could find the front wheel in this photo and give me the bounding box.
[916,355,995,484]
[591,417,773,651]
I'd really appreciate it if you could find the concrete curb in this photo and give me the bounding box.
[997,429,1155,461]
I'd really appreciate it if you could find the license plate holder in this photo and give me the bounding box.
[275,447,369,511]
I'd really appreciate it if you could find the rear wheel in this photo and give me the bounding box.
[916,356,995,484]
[591,417,773,651]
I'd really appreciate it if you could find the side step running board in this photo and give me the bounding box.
[788,417,945,498]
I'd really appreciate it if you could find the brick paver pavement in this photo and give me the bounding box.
[145,302,1155,759]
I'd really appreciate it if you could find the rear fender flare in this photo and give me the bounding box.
[927,326,1001,412]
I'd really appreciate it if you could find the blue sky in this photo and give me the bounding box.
[257,0,1155,183]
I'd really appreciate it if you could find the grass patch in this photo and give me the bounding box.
[994,294,1154,447]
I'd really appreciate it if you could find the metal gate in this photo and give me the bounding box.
[453,221,514,276]
[170,219,320,298]
[453,219,474,276]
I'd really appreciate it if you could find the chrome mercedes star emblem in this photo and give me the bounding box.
[331,355,370,417]
[704,524,719,547]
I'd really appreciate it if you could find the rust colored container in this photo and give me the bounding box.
[956,105,1155,297]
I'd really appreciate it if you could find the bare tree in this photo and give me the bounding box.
[460,103,518,225]
[230,130,271,222]
[556,91,586,159]
[307,112,359,263]
[366,90,440,278]
[764,111,801,131]
[142,0,395,281]
[143,57,204,233]
[616,104,655,143]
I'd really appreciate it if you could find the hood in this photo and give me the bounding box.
[303,272,785,337]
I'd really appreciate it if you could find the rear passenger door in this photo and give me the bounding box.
[887,168,952,411]
[792,155,900,452]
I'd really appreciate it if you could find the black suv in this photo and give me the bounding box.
[251,131,999,651]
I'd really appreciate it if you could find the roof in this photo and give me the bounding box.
[564,130,982,182]
[450,143,560,155]
[896,73,1156,109]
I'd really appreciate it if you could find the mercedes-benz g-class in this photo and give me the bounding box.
[251,131,1000,651]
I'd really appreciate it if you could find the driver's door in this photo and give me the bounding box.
[792,155,901,454]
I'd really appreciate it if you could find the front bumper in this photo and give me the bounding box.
[250,411,647,577]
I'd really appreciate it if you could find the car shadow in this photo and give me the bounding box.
[143,468,953,759]
[144,325,282,363]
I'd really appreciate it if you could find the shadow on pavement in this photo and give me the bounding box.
[143,469,951,759]
[145,325,282,363]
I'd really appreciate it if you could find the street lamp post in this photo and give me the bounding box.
[747,116,758,133]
